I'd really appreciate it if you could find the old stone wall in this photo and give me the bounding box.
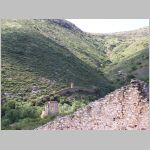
[41,101,58,118]
[37,80,149,130]
[57,86,96,96]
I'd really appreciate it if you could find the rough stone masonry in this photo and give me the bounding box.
[35,80,149,130]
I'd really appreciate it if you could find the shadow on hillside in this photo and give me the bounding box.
[1,30,114,96]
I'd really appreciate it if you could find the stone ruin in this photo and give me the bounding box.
[41,101,59,118]
[70,82,74,88]
[36,79,149,130]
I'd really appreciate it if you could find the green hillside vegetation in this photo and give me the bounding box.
[91,27,149,87]
[1,19,112,129]
[1,19,149,130]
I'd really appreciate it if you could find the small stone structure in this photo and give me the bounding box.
[36,80,149,130]
[31,86,41,94]
[41,101,59,118]
[70,82,74,88]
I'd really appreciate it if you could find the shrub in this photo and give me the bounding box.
[1,107,6,117]
[141,77,149,83]
[131,66,137,70]
[36,98,44,106]
[1,119,11,127]
[15,51,24,55]
[59,96,66,104]
[72,100,86,111]
[31,100,36,106]
[5,109,21,123]
[95,88,101,96]
[7,100,16,109]
[22,107,39,118]
[127,74,136,80]
[137,62,142,65]
[59,103,72,115]
[116,78,120,82]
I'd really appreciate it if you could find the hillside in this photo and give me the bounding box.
[1,19,112,129]
[90,27,149,87]
[1,19,149,130]
[36,80,149,130]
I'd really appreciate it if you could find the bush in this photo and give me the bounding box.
[131,66,137,70]
[6,100,16,109]
[95,88,101,96]
[72,100,86,111]
[35,98,44,106]
[15,51,24,55]
[127,74,136,80]
[59,103,73,114]
[141,77,149,83]
[5,109,21,123]
[116,78,120,82]
[59,98,86,116]
[137,62,142,65]
[22,107,39,118]
[40,95,50,103]
[59,96,66,104]
[1,119,11,127]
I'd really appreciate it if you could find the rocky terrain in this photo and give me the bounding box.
[36,80,149,130]
[48,19,82,32]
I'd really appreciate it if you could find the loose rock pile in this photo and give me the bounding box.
[35,80,149,130]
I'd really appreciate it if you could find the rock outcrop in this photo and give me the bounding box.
[48,19,82,32]
[35,80,149,130]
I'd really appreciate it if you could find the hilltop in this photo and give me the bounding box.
[48,19,83,32]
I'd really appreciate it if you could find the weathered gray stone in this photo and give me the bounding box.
[41,101,59,118]
[36,80,149,130]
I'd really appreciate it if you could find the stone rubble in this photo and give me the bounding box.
[31,86,41,94]
[35,80,149,130]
